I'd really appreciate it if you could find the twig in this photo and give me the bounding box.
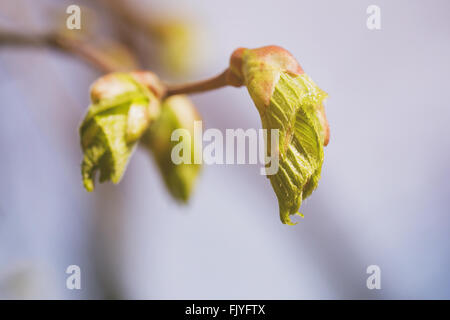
[0,31,118,73]
[165,69,232,97]
[0,30,240,97]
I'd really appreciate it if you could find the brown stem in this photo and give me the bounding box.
[51,36,119,73]
[1,30,242,98]
[0,31,118,73]
[165,69,232,97]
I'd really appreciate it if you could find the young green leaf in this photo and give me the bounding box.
[80,72,162,191]
[228,46,329,224]
[141,95,201,202]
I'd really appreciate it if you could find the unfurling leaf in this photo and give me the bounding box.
[228,46,329,224]
[141,95,201,202]
[80,72,162,191]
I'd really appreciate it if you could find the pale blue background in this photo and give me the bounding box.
[0,0,449,299]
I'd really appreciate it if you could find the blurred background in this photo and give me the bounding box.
[0,0,449,299]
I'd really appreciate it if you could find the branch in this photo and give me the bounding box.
[164,69,230,96]
[0,31,119,73]
[0,30,242,97]
[164,68,244,97]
